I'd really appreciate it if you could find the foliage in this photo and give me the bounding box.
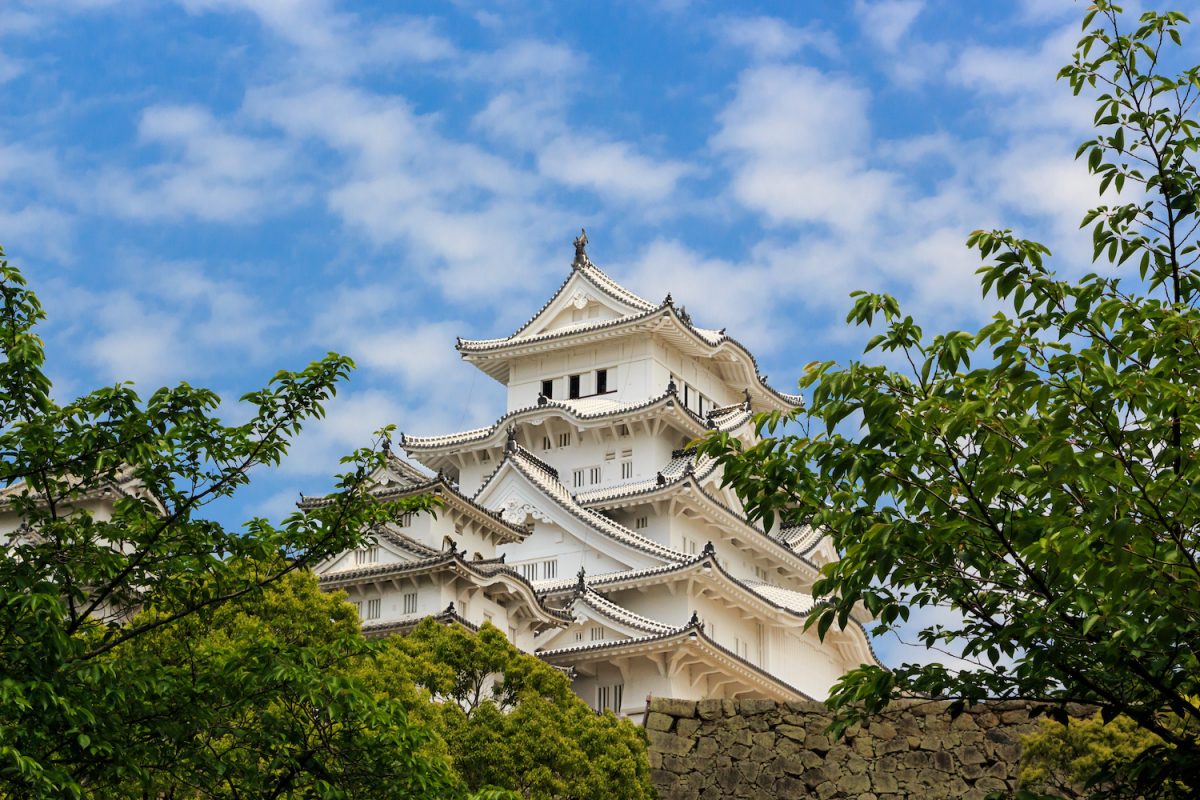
[0,245,440,797]
[86,567,461,799]
[696,2,1200,791]
[1019,710,1192,799]
[364,619,655,800]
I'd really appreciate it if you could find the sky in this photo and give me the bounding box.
[1,0,1186,667]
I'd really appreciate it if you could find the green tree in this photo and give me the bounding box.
[696,3,1200,792]
[1019,710,1192,799]
[0,247,441,797]
[364,619,655,800]
[82,566,461,799]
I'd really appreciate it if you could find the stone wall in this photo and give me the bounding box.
[645,697,1059,800]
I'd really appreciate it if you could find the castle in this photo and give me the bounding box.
[309,232,876,717]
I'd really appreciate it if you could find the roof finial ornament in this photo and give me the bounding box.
[505,425,518,452]
[575,565,587,593]
[688,610,701,627]
[701,540,715,557]
[743,388,752,409]
[678,305,692,326]
[573,228,589,268]
[537,393,548,407]
[381,434,391,456]
[446,602,457,615]
[656,471,666,487]
[663,292,674,307]
[667,376,677,394]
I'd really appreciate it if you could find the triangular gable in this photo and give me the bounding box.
[536,594,672,652]
[314,533,423,576]
[472,455,679,572]
[513,267,653,340]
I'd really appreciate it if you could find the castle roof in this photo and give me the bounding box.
[300,456,531,544]
[535,618,811,702]
[473,443,688,565]
[454,254,802,413]
[402,389,752,456]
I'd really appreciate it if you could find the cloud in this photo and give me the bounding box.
[712,64,897,232]
[716,16,839,60]
[537,135,690,203]
[854,0,924,51]
[177,0,455,74]
[96,104,301,223]
[45,259,279,389]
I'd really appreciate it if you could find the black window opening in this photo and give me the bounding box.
[541,379,554,398]
[596,368,608,394]
[569,374,581,399]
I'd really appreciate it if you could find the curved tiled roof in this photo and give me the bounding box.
[572,588,677,635]
[319,549,573,623]
[775,525,824,556]
[458,300,802,412]
[476,445,688,564]
[535,619,813,701]
[403,390,719,452]
[506,260,658,342]
[300,471,531,543]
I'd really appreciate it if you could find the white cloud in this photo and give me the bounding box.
[177,0,455,74]
[717,16,839,60]
[712,64,897,232]
[537,135,690,203]
[97,104,300,223]
[855,0,924,51]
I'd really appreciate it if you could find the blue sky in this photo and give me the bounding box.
[1,0,1178,666]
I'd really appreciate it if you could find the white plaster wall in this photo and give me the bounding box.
[498,519,634,580]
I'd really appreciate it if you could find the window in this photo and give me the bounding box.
[396,512,413,527]
[508,626,517,641]
[573,469,585,488]
[597,683,623,712]
[590,626,605,641]
[755,565,768,581]
[403,592,417,615]
[617,424,630,438]
[541,379,554,398]
[698,395,707,415]
[604,451,615,462]
[542,559,558,580]
[542,435,552,451]
[483,611,493,624]
[621,461,633,480]
[635,516,648,529]
[365,598,381,620]
[558,432,572,447]
[569,374,581,399]
[575,630,584,642]
[480,450,491,462]
[588,466,601,485]
[520,562,538,581]
[355,546,379,565]
[682,537,697,555]
[683,384,689,407]
[596,369,608,394]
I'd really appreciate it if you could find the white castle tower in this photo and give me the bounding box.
[310,232,876,717]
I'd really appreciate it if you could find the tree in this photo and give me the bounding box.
[1019,710,1192,799]
[0,246,441,797]
[81,566,462,799]
[363,619,655,800]
[696,3,1200,792]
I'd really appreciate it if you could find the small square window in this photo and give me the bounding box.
[403,592,417,615]
[559,432,572,447]
[596,369,608,394]
[569,374,581,399]
[541,379,554,398]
